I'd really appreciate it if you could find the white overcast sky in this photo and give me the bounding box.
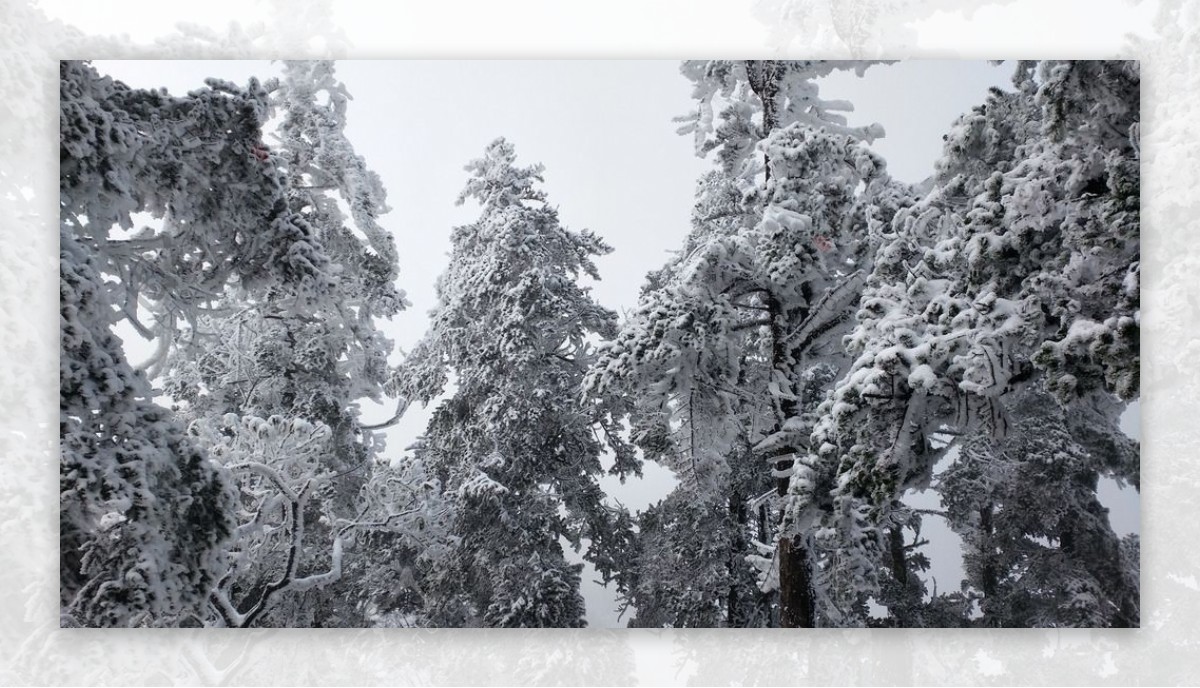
[91,59,1139,627]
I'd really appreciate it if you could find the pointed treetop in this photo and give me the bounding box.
[457,137,547,208]
[278,60,351,120]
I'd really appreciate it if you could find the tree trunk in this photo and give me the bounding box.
[778,534,816,628]
[888,525,908,587]
[746,61,818,628]
[765,289,817,628]
[727,491,744,627]
[745,60,783,184]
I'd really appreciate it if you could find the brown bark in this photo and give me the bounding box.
[778,535,816,628]
[888,525,908,587]
[727,491,744,626]
[765,287,817,628]
[979,505,997,600]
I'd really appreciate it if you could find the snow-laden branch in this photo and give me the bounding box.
[213,477,344,628]
[226,460,298,502]
[289,537,343,592]
[359,397,412,431]
[786,270,864,351]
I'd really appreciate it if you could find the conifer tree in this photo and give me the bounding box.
[588,60,906,626]
[940,388,1138,627]
[801,60,1140,626]
[392,139,631,627]
[159,60,411,627]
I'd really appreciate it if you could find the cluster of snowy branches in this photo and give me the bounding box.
[60,59,1138,628]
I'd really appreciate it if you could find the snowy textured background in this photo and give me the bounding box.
[2,0,1188,683]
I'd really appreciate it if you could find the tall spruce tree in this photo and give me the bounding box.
[391,139,631,627]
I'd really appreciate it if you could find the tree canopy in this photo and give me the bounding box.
[59,59,1139,629]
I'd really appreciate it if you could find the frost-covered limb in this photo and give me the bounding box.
[227,460,300,502]
[210,587,247,628]
[212,475,343,628]
[337,506,424,534]
[289,538,343,592]
[359,397,412,431]
[785,270,864,349]
[192,414,362,626]
[132,307,176,379]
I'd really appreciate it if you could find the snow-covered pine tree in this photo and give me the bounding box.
[939,388,1138,627]
[587,171,776,627]
[158,60,413,627]
[588,60,908,627]
[59,60,335,626]
[390,138,631,627]
[801,60,1140,626]
[620,451,770,628]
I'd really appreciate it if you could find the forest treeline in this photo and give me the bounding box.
[60,59,1139,628]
